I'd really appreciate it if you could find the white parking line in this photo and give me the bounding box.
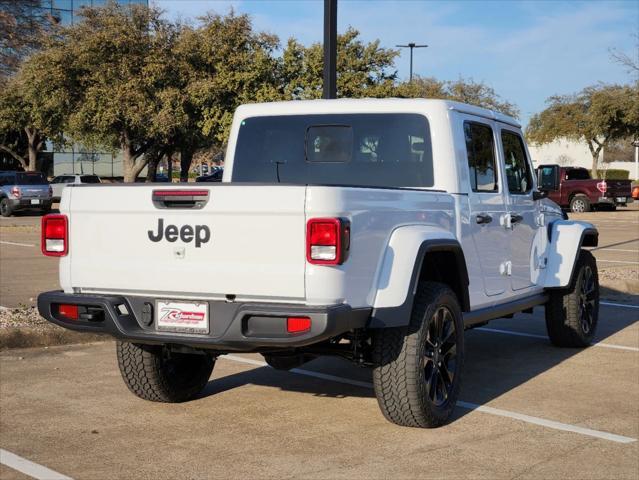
[597,259,639,265]
[475,327,639,352]
[0,240,35,247]
[222,355,637,444]
[601,301,639,310]
[0,448,73,480]
[592,248,639,253]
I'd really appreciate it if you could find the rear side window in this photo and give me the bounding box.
[501,131,532,194]
[80,175,100,183]
[565,169,590,181]
[464,122,498,192]
[232,114,434,188]
[16,172,47,185]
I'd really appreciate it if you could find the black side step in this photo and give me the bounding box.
[463,293,548,329]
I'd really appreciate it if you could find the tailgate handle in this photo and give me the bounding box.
[152,189,209,209]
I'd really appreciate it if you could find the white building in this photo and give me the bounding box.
[527,138,635,178]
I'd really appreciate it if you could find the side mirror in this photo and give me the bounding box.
[533,190,548,201]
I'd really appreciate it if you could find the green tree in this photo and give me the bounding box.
[179,12,281,140]
[526,84,639,176]
[395,76,519,118]
[281,27,398,100]
[0,47,69,171]
[58,3,180,182]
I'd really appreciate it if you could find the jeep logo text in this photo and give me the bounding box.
[148,218,211,248]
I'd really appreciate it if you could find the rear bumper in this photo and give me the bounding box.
[8,198,52,210]
[597,196,633,205]
[37,291,370,352]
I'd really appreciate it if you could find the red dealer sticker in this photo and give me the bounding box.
[156,300,209,334]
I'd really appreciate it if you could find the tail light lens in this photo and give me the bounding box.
[10,186,21,198]
[596,181,607,194]
[41,214,68,256]
[48,185,53,197]
[287,316,311,334]
[57,304,79,320]
[306,218,350,265]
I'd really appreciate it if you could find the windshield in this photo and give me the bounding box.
[232,114,434,188]
[16,172,48,185]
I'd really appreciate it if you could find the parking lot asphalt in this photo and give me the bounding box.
[0,205,638,479]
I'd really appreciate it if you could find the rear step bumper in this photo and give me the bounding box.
[37,291,371,352]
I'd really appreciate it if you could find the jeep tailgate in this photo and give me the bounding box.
[64,185,307,302]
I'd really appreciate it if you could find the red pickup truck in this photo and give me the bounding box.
[537,165,633,213]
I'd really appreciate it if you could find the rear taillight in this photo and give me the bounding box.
[10,186,21,198]
[41,214,68,256]
[48,186,53,197]
[287,316,311,333]
[57,304,79,320]
[596,181,607,194]
[306,218,350,265]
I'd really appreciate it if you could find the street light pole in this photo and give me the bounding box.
[396,42,428,81]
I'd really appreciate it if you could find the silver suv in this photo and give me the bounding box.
[50,174,101,202]
[0,171,52,217]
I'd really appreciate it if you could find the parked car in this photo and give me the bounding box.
[536,165,633,212]
[154,173,171,183]
[0,171,52,217]
[50,174,101,202]
[195,167,223,182]
[38,99,599,428]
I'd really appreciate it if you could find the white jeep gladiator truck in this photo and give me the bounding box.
[38,99,599,428]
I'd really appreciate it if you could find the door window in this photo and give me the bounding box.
[464,122,498,192]
[501,131,532,194]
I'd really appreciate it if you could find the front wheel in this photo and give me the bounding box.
[545,250,599,347]
[116,342,215,402]
[372,282,464,428]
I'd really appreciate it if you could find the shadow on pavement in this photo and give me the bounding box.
[198,291,637,426]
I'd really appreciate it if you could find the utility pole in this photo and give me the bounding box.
[395,43,428,82]
[323,0,337,99]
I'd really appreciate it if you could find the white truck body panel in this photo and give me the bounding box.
[56,98,593,317]
[63,184,307,302]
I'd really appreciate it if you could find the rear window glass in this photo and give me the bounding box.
[80,175,100,183]
[232,114,434,188]
[16,172,47,185]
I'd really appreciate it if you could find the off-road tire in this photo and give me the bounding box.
[545,250,599,347]
[116,342,214,402]
[0,198,13,217]
[570,195,590,213]
[372,282,464,428]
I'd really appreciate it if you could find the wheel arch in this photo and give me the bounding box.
[543,220,598,289]
[369,226,470,328]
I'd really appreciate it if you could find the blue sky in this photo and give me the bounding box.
[154,0,638,125]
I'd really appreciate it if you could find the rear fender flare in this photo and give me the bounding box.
[544,220,598,289]
[369,226,469,328]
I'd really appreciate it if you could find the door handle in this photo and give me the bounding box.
[476,213,493,224]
